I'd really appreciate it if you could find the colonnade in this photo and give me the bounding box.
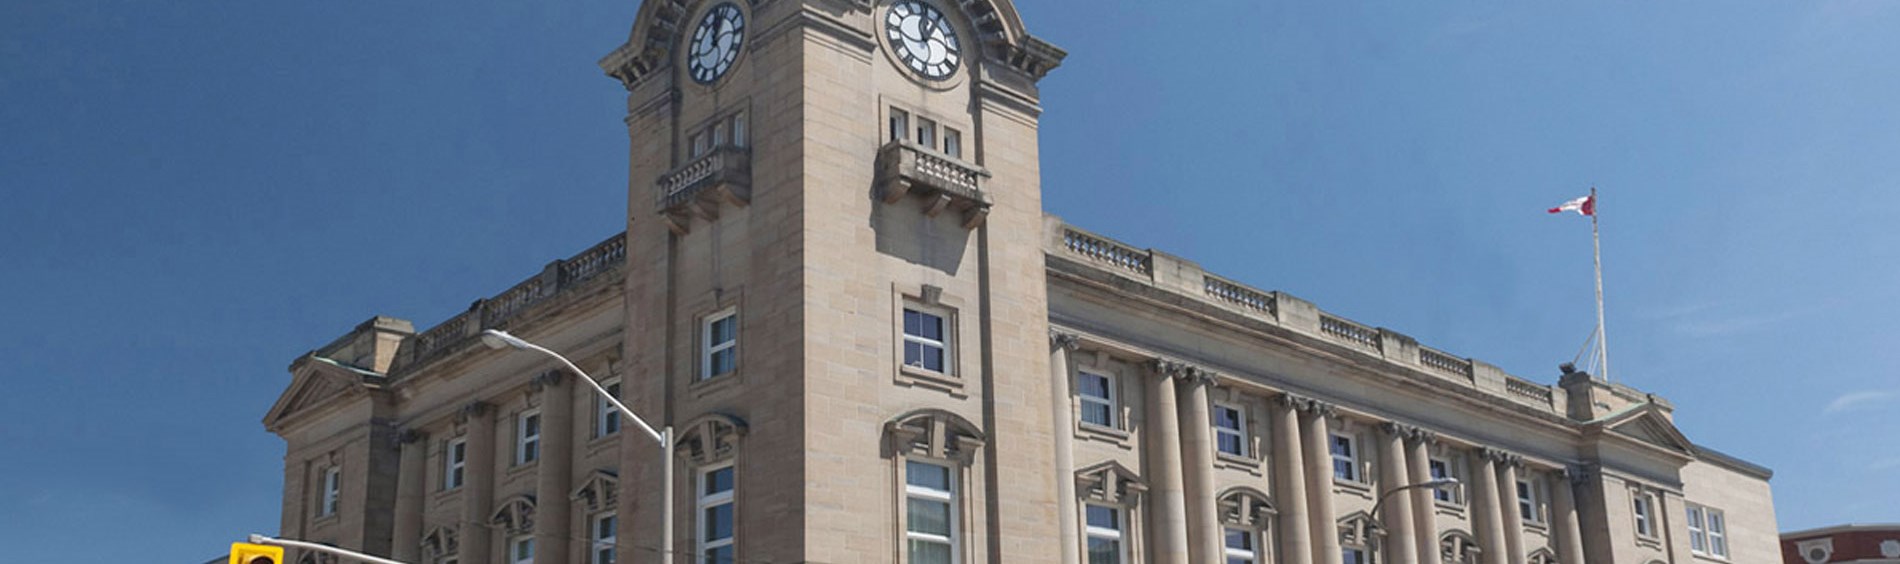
[1048,332,1589,564]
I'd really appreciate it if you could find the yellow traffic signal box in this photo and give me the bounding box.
[229,542,284,564]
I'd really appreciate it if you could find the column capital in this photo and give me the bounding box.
[457,401,493,423]
[1480,447,1524,468]
[1276,393,1336,417]
[531,370,567,391]
[1407,426,1439,445]
[399,429,430,444]
[1149,357,1218,385]
[1050,330,1082,351]
[1378,421,1419,438]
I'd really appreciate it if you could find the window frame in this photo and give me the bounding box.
[596,378,623,439]
[701,307,739,381]
[1083,503,1128,564]
[903,459,959,564]
[1330,432,1361,483]
[1342,546,1368,564]
[1517,478,1545,524]
[444,437,467,490]
[916,117,938,148]
[1223,526,1260,564]
[889,108,910,144]
[1632,491,1657,538]
[514,409,542,466]
[1075,370,1118,430]
[901,306,953,375]
[318,465,341,517]
[592,511,618,564]
[509,535,535,564]
[697,462,736,564]
[1687,503,1729,559]
[943,127,961,158]
[1428,457,1458,504]
[1213,402,1247,458]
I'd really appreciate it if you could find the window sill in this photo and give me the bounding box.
[691,372,741,399]
[311,514,340,527]
[1433,500,1467,518]
[896,365,966,397]
[1333,479,1374,498]
[1635,534,1664,550]
[1076,422,1131,446]
[1214,452,1262,473]
[585,432,621,453]
[1690,551,1730,563]
[506,460,539,480]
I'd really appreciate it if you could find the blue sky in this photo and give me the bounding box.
[3,0,1895,560]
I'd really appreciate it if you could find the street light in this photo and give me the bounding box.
[1366,477,1459,564]
[482,329,674,564]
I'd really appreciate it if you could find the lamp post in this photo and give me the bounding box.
[1367,477,1459,564]
[482,329,673,564]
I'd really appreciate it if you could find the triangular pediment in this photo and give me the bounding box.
[263,354,385,433]
[1594,404,1697,456]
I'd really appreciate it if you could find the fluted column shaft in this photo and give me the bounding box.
[391,431,428,563]
[1470,453,1507,564]
[1178,376,1222,564]
[1498,462,1527,564]
[1300,404,1342,564]
[461,403,496,564]
[534,375,575,564]
[1405,436,1439,563]
[1273,397,1315,564]
[1144,365,1191,564]
[1049,334,1082,564]
[1376,425,1418,564]
[1551,470,1586,564]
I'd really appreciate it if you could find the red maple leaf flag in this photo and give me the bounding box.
[1548,194,1595,216]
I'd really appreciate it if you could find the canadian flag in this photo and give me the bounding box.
[1548,194,1595,216]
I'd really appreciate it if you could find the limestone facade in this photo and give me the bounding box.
[262,1,1776,563]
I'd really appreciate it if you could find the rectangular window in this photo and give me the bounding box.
[1223,528,1258,564]
[1518,479,1543,523]
[592,512,618,564]
[731,114,747,148]
[943,128,962,158]
[1633,493,1655,537]
[1687,504,1728,558]
[1342,547,1367,564]
[903,308,949,373]
[890,108,910,144]
[1084,504,1125,564]
[1213,403,1246,457]
[1330,433,1359,482]
[916,118,938,148]
[702,309,738,380]
[319,466,340,517]
[690,132,708,158]
[597,379,623,438]
[515,410,541,466]
[1429,459,1454,503]
[905,461,956,564]
[1076,371,1116,428]
[711,121,727,147]
[445,438,467,490]
[698,464,735,564]
[510,535,534,564]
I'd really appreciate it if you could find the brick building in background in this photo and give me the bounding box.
[1782,524,1900,564]
[262,1,1779,562]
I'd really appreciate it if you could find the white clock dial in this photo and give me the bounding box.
[688,3,745,84]
[885,1,961,80]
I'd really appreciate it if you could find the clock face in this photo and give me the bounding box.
[688,3,745,84]
[885,1,961,80]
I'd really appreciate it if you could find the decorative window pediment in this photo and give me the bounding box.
[1337,511,1377,547]
[1528,548,1558,564]
[420,524,459,559]
[675,412,748,465]
[884,408,985,464]
[491,495,536,534]
[1075,460,1147,506]
[1440,530,1481,563]
[570,469,620,512]
[1217,487,1276,527]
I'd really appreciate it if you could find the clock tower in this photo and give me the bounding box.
[598,0,1065,562]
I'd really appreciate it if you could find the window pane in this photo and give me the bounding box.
[711,349,735,376]
[1224,528,1252,549]
[1082,403,1112,427]
[1332,435,1352,457]
[1079,374,1109,398]
[905,341,923,366]
[704,545,733,564]
[1342,548,1365,564]
[1334,458,1354,480]
[1219,433,1244,455]
[705,467,734,494]
[907,498,952,536]
[909,539,952,564]
[907,461,950,490]
[712,316,735,343]
[703,503,733,540]
[1215,407,1239,429]
[904,310,921,336]
[920,312,942,340]
[922,345,944,371]
[1086,538,1121,564]
[944,129,961,158]
[1085,505,1118,529]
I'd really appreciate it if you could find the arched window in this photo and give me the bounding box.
[1076,460,1145,564]
[1528,548,1558,564]
[420,524,459,562]
[676,413,749,564]
[1440,530,1482,563]
[886,409,985,564]
[1337,511,1376,564]
[1218,488,1274,564]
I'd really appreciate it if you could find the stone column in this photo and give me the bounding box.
[1497,455,1527,564]
[1405,431,1440,564]
[459,402,496,564]
[1375,423,1418,564]
[533,373,575,564]
[1144,360,1191,564]
[390,430,428,563]
[1299,399,1342,564]
[1273,395,1315,564]
[1177,370,1222,564]
[1550,468,1586,564]
[1049,332,1082,564]
[1470,449,1508,564]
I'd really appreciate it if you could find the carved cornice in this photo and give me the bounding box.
[455,401,492,424]
[1049,330,1081,352]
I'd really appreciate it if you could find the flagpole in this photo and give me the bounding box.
[1591,187,1610,381]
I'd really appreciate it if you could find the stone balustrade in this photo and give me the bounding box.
[656,146,751,234]
[1044,216,1567,414]
[876,141,992,228]
[401,232,628,373]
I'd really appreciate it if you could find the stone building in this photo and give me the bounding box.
[1781,524,1900,564]
[261,0,1778,563]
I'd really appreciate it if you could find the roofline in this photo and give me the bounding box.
[1692,442,1774,480]
[1781,523,1900,538]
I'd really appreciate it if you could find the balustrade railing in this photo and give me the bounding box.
[1505,377,1554,404]
[657,145,750,210]
[1204,274,1275,315]
[1419,347,1474,381]
[1062,228,1151,276]
[1320,315,1381,351]
[404,232,629,368]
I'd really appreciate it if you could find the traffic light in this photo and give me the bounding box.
[229,542,284,564]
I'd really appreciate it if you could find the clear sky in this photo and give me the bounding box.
[3,0,1895,561]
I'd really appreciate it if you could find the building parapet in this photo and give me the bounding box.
[400,232,627,375]
[1044,215,1572,415]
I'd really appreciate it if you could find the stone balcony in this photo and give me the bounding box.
[656,145,750,234]
[876,140,992,229]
